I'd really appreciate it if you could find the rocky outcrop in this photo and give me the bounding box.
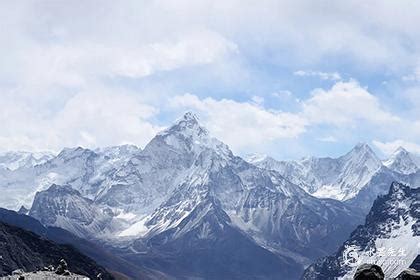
[395,269,420,280]
[0,222,113,279]
[302,182,420,279]
[348,264,420,280]
[354,264,384,280]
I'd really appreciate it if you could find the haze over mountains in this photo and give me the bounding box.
[0,112,419,279]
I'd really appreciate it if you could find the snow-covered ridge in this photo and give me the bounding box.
[0,151,55,171]
[0,112,362,276]
[248,143,420,201]
[383,146,419,175]
[0,112,418,279]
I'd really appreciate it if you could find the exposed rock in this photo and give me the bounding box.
[0,222,113,279]
[17,207,28,215]
[354,264,384,279]
[11,270,23,276]
[55,259,68,275]
[396,268,420,280]
[0,271,90,279]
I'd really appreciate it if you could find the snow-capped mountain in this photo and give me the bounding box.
[0,151,54,171]
[302,182,420,279]
[383,147,419,175]
[0,112,418,279]
[142,144,361,261]
[249,143,383,201]
[0,144,141,211]
[29,184,121,239]
[248,144,420,216]
[0,112,361,279]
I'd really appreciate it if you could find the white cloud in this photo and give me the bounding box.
[110,30,237,78]
[0,88,162,152]
[372,140,420,155]
[1,1,420,155]
[170,94,307,152]
[316,136,337,143]
[251,95,264,105]
[402,64,420,82]
[294,70,341,81]
[168,80,406,153]
[3,30,237,89]
[302,80,400,125]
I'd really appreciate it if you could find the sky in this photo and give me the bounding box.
[2,0,420,160]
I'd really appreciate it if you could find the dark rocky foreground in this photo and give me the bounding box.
[0,222,113,279]
[0,271,89,279]
[0,208,165,279]
[0,258,100,279]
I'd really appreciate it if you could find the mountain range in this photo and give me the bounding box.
[0,112,419,279]
[248,144,420,213]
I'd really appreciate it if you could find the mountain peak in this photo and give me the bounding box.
[181,111,199,123]
[57,146,96,160]
[383,146,418,174]
[149,112,232,160]
[42,184,81,196]
[159,111,206,137]
[353,142,372,152]
[344,143,379,163]
[394,146,408,154]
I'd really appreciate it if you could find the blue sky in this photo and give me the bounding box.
[1,0,420,159]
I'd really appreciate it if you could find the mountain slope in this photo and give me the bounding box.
[0,112,365,279]
[0,145,140,211]
[249,143,383,201]
[135,195,303,280]
[29,184,118,239]
[302,182,420,279]
[249,144,420,215]
[0,208,165,279]
[383,147,419,175]
[103,114,364,279]
[0,151,54,171]
[0,221,113,279]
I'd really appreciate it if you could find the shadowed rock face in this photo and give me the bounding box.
[350,264,420,280]
[354,264,384,280]
[0,222,113,279]
[351,265,420,280]
[396,268,420,280]
[411,256,420,272]
[0,208,163,280]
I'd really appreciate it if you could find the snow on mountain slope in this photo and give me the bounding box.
[93,112,234,215]
[383,147,419,175]
[0,145,140,211]
[0,151,54,171]
[29,184,122,239]
[136,122,362,268]
[302,182,420,279]
[249,143,384,201]
[138,194,303,280]
[0,112,367,279]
